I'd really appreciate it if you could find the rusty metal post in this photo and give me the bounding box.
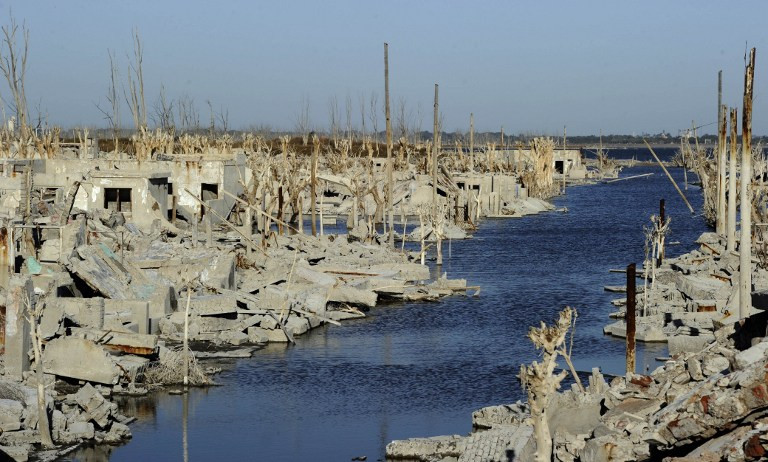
[626,263,636,374]
[657,199,665,267]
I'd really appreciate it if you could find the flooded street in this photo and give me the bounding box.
[73,154,708,461]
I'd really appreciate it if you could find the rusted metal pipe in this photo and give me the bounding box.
[626,262,636,374]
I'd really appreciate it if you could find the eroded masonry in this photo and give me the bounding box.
[0,133,586,460]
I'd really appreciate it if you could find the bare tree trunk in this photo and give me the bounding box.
[311,136,318,236]
[739,48,756,323]
[183,286,191,386]
[727,108,738,252]
[716,71,724,234]
[384,43,394,247]
[26,293,54,448]
[469,113,474,171]
[717,103,727,235]
[432,84,439,205]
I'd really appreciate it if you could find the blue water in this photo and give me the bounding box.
[65,149,708,461]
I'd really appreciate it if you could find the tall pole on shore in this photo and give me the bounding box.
[384,43,394,247]
[716,70,724,235]
[433,83,439,206]
[469,113,474,170]
[311,135,318,237]
[717,104,727,235]
[626,263,636,374]
[562,125,567,194]
[739,48,756,323]
[727,108,738,252]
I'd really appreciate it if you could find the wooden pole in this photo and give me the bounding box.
[562,125,567,194]
[644,140,695,214]
[727,108,738,252]
[469,113,474,169]
[385,43,394,247]
[311,136,318,237]
[717,103,728,235]
[183,285,191,386]
[739,47,755,323]
[657,199,665,267]
[433,84,439,206]
[626,263,636,374]
[277,186,284,235]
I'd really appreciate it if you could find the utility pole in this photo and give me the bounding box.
[384,43,394,247]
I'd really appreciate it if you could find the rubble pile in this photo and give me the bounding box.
[605,232,767,349]
[0,376,133,461]
[386,326,768,461]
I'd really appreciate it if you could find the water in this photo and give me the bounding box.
[66,149,708,461]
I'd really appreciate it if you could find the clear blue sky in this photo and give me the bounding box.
[2,0,767,135]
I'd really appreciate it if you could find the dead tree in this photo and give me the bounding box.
[519,307,576,462]
[124,29,146,131]
[0,14,30,157]
[24,287,55,448]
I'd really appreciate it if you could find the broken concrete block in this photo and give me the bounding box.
[246,327,269,343]
[43,337,120,385]
[68,421,95,440]
[148,284,175,319]
[197,316,238,333]
[260,316,278,330]
[668,334,715,355]
[39,297,64,339]
[264,328,290,343]
[189,294,238,316]
[0,399,24,432]
[5,277,33,380]
[294,266,337,286]
[581,434,634,462]
[734,341,768,370]
[284,315,310,336]
[687,357,704,381]
[0,444,30,462]
[73,383,112,428]
[218,330,248,345]
[103,421,131,443]
[79,297,105,329]
[200,254,236,289]
[328,285,377,308]
[68,327,158,356]
[702,355,730,376]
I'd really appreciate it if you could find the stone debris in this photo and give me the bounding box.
[1,131,580,461]
[4,141,577,460]
[604,233,766,347]
[388,328,768,461]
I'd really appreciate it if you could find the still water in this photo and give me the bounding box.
[68,149,707,461]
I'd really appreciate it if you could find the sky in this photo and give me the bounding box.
[0,1,767,135]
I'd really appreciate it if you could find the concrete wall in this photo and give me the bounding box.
[29,155,246,227]
[169,155,246,223]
